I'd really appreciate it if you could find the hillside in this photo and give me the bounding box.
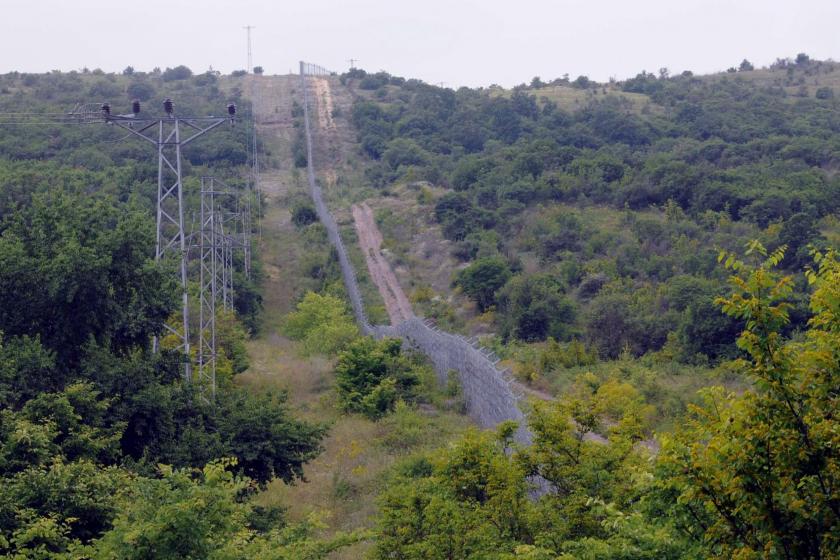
[340,58,840,375]
[0,55,837,560]
[276,60,840,557]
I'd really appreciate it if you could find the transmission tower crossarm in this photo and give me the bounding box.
[110,119,160,144]
[109,116,231,146]
[180,118,229,145]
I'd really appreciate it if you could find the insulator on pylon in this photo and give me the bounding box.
[101,102,111,118]
[132,99,141,115]
[227,103,236,116]
[163,98,174,116]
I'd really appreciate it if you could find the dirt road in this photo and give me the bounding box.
[351,202,414,325]
[312,78,335,130]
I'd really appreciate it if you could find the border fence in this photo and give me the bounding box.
[298,62,530,443]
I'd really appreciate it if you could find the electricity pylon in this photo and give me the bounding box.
[2,101,240,385]
[103,101,236,382]
[197,176,251,401]
[198,177,220,401]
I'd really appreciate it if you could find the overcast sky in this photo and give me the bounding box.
[2,0,838,87]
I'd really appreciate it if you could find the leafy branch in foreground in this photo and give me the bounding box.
[657,244,840,559]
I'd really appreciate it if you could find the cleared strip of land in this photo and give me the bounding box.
[351,202,414,325]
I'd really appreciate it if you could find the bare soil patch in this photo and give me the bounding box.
[352,202,414,324]
[313,77,336,130]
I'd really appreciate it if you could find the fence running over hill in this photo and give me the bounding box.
[298,62,529,442]
[300,62,334,77]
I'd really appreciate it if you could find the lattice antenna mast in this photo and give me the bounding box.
[244,25,255,73]
[99,100,237,382]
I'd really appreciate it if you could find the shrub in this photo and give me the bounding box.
[334,337,419,419]
[455,257,511,311]
[291,203,318,227]
[283,292,358,355]
[815,86,834,100]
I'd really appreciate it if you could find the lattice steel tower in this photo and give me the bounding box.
[244,25,255,73]
[198,177,220,400]
[103,100,236,381]
[197,177,250,400]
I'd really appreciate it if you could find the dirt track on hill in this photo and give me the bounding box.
[349,200,594,432]
[351,202,414,325]
[312,78,335,130]
[304,74,644,452]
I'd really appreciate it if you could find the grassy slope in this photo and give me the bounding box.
[493,60,840,112]
[492,82,659,114]
[699,61,840,99]
[239,75,470,558]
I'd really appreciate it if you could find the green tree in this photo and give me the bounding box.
[455,257,511,311]
[0,334,57,409]
[334,337,419,419]
[585,291,647,359]
[162,65,193,81]
[779,212,822,268]
[95,459,363,560]
[0,460,130,556]
[126,80,154,101]
[373,380,697,559]
[497,274,576,342]
[213,389,326,485]
[676,298,742,362]
[283,292,358,356]
[374,429,532,559]
[382,138,429,170]
[95,459,247,559]
[0,192,174,366]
